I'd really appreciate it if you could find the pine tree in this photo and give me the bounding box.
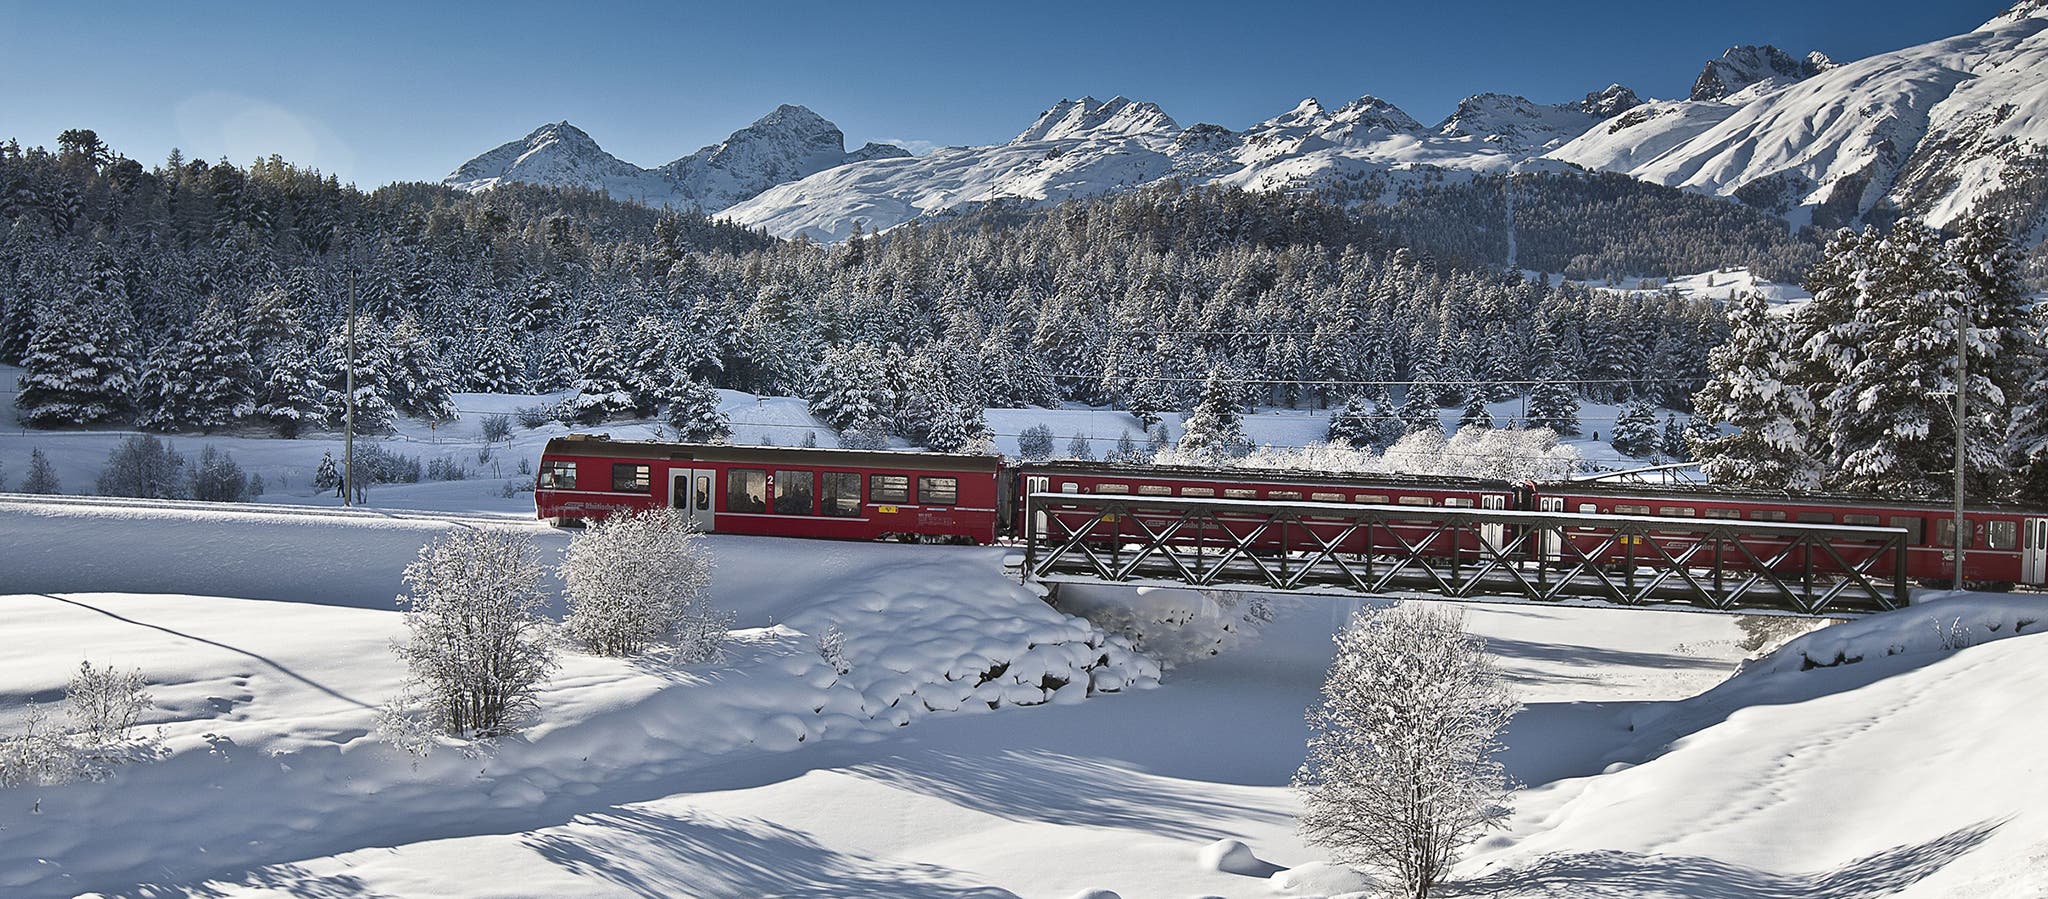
[1525,378,1581,437]
[1327,394,1375,448]
[21,447,60,494]
[1109,430,1141,463]
[1176,366,1253,465]
[1691,292,1819,489]
[664,375,730,443]
[1660,415,1690,462]
[1066,433,1096,461]
[255,338,329,437]
[1457,395,1493,432]
[138,299,255,432]
[566,327,639,425]
[1610,401,1659,458]
[17,286,136,428]
[1397,386,1441,437]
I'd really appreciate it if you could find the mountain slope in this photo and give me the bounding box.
[445,106,908,212]
[1550,4,2048,234]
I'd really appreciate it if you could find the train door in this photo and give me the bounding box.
[2025,518,2048,586]
[1480,494,1507,555]
[1025,475,1051,541]
[1539,496,1565,561]
[670,468,717,532]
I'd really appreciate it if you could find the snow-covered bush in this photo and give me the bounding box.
[1,661,158,788]
[480,412,513,443]
[426,457,468,481]
[95,435,186,499]
[388,530,558,739]
[816,623,850,676]
[514,405,551,430]
[65,661,151,750]
[187,445,249,502]
[559,508,729,660]
[1295,602,1519,899]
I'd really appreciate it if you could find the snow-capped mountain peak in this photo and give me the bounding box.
[1012,95,1178,143]
[1435,91,1632,152]
[443,120,655,196]
[1984,0,2048,30]
[1690,45,1832,101]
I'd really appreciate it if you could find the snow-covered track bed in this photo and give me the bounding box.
[0,491,541,529]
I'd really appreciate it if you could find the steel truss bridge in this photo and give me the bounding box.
[1020,493,1911,616]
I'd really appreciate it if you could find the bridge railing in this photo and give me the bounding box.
[1020,492,1910,616]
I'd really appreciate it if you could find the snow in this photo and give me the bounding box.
[6,370,2046,896]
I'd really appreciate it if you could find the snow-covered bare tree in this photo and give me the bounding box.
[559,508,729,661]
[1294,602,1518,899]
[389,530,557,738]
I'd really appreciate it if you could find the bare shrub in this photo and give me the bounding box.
[559,508,727,660]
[388,530,557,739]
[67,661,151,750]
[1295,603,1519,898]
[817,623,850,676]
[481,412,513,443]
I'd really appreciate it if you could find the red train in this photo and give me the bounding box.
[535,435,2048,589]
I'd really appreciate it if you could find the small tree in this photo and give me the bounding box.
[1611,401,1659,458]
[390,530,557,738]
[665,375,731,442]
[96,435,186,498]
[1017,423,1056,460]
[559,508,728,660]
[1177,366,1253,464]
[21,448,60,494]
[1295,603,1518,899]
[1108,429,1142,463]
[188,446,249,502]
[1066,433,1096,461]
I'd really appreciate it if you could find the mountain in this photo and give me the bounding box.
[723,89,1638,241]
[1549,3,2048,234]
[445,106,908,212]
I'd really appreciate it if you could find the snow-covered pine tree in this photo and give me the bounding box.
[1397,386,1441,437]
[1610,401,1659,458]
[139,299,256,432]
[321,315,398,435]
[1109,430,1141,463]
[664,374,730,443]
[1524,378,1580,437]
[254,337,329,437]
[1691,292,1820,489]
[313,450,341,493]
[16,285,136,428]
[1660,415,1690,462]
[22,447,60,494]
[1326,394,1375,448]
[923,402,988,453]
[1457,395,1493,432]
[1176,366,1253,465]
[565,327,640,425]
[388,314,459,423]
[468,326,525,394]
[1016,423,1055,461]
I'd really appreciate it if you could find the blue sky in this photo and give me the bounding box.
[0,0,2015,189]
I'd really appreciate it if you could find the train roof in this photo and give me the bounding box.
[540,435,1006,473]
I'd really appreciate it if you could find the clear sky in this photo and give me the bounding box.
[0,0,2017,188]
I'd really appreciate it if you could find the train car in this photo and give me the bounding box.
[535,435,1006,543]
[1539,481,2048,587]
[1009,460,1523,561]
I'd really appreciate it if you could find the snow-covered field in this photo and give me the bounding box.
[4,374,2043,897]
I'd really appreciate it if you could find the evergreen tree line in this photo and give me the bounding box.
[4,131,1730,444]
[1691,216,2048,505]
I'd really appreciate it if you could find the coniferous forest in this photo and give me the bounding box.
[2,130,1731,448]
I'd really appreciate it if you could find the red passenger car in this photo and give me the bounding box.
[534,436,1005,543]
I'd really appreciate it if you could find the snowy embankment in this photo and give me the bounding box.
[0,500,1153,897]
[1461,593,2048,898]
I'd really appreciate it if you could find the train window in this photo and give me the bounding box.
[1989,520,2018,549]
[1224,488,1258,500]
[1614,504,1651,516]
[1888,516,1925,543]
[1357,494,1390,504]
[694,475,711,512]
[1843,514,1880,526]
[871,474,911,504]
[1094,483,1131,495]
[1138,485,1173,496]
[1312,492,1345,503]
[1269,490,1303,500]
[1796,512,1834,524]
[1181,486,1216,497]
[920,477,959,505]
[773,470,814,515]
[612,463,650,493]
[1751,510,1788,521]
[1443,498,1475,508]
[1397,496,1432,506]
[821,472,861,517]
[726,469,767,513]
[1935,518,1957,546]
[539,460,576,490]
[1658,507,1696,517]
[1577,503,1598,515]
[1703,508,1741,519]
[1061,482,1079,494]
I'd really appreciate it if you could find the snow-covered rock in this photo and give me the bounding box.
[1690,45,1832,102]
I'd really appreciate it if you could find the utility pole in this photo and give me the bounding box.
[1952,295,1969,591]
[345,269,356,509]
